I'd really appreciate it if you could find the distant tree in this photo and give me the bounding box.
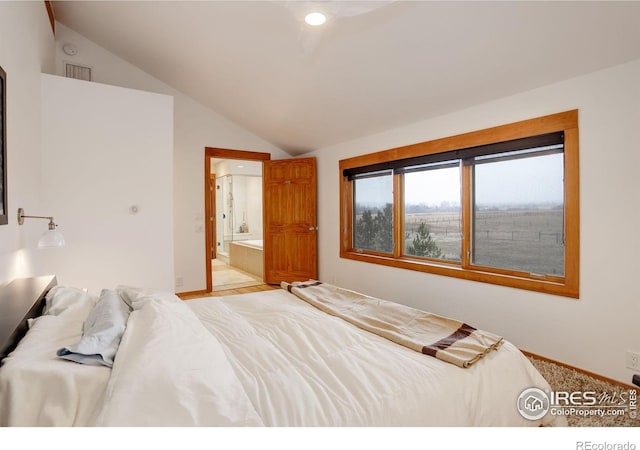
[406,222,442,258]
[355,209,375,249]
[373,203,393,253]
[354,203,393,253]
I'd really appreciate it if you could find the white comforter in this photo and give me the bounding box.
[94,291,263,426]
[1,287,564,426]
[188,289,563,427]
[0,315,110,426]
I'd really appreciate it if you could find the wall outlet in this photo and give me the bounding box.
[175,276,184,288]
[626,351,640,370]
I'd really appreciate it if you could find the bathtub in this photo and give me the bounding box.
[236,239,263,250]
[229,239,263,279]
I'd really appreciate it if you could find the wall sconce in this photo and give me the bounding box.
[17,207,66,248]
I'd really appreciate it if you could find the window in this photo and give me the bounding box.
[340,110,579,298]
[402,161,461,262]
[353,171,394,254]
[471,148,565,276]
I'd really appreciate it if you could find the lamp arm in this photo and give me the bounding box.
[20,214,54,221]
[17,208,57,229]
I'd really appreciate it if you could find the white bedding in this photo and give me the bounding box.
[188,289,563,427]
[94,290,263,426]
[0,314,110,426]
[0,286,565,427]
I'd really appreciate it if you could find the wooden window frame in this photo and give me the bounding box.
[339,110,579,298]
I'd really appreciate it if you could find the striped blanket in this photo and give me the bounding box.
[281,280,503,368]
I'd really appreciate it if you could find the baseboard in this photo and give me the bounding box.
[522,349,638,391]
[175,289,209,299]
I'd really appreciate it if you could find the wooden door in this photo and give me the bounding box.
[263,157,317,284]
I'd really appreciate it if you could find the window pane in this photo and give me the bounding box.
[403,164,461,262]
[353,173,393,253]
[472,152,564,276]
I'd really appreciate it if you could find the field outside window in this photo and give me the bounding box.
[472,151,565,276]
[403,163,461,262]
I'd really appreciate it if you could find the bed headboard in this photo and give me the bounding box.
[0,275,57,361]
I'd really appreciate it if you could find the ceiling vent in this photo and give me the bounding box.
[65,63,92,82]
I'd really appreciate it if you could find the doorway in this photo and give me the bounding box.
[204,148,270,292]
[213,166,263,291]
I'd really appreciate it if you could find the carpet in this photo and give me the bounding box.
[528,356,638,427]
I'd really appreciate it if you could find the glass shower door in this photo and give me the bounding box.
[219,175,234,256]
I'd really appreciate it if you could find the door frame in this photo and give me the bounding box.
[204,147,271,292]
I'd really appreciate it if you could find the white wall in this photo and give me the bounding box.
[0,2,55,285]
[246,177,263,240]
[54,23,290,292]
[40,74,174,294]
[305,58,640,384]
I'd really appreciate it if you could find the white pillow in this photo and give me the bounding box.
[116,285,182,309]
[43,285,96,321]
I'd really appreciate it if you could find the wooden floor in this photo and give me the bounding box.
[178,283,278,300]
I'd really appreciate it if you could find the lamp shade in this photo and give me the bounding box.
[38,229,66,249]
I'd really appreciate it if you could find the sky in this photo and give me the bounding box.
[355,153,564,207]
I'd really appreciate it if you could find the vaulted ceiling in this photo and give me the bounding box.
[52,1,640,155]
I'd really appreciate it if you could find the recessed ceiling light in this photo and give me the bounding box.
[305,12,326,26]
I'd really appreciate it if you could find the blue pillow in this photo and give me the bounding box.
[57,289,131,367]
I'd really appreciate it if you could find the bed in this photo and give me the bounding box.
[0,275,565,427]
